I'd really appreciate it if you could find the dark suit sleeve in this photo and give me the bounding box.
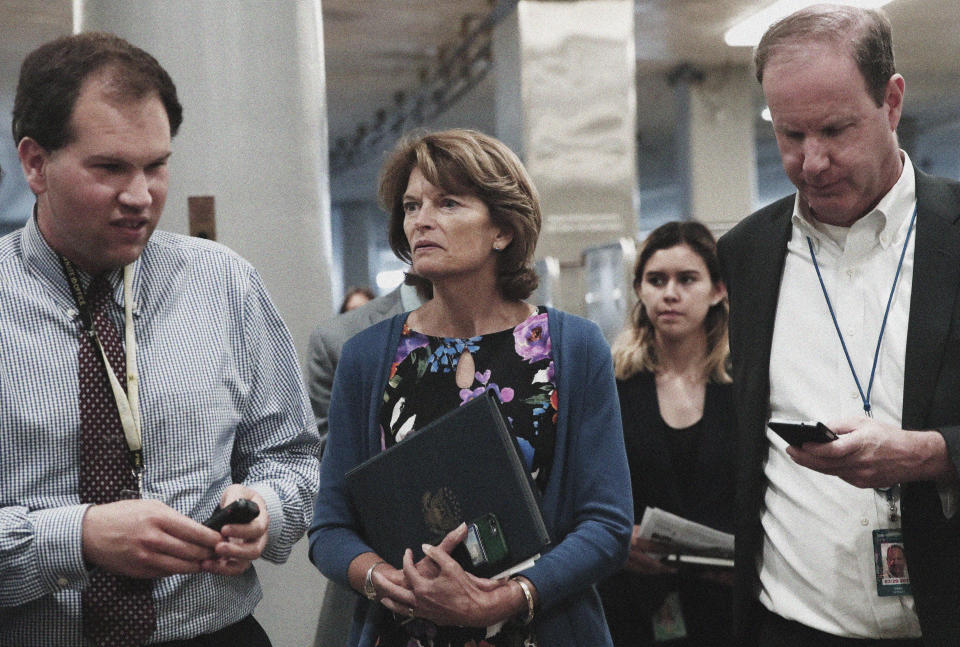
[306,290,404,452]
[306,325,341,448]
[938,427,960,481]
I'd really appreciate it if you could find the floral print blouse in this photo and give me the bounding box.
[375,306,557,647]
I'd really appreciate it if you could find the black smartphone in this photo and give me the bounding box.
[768,419,838,447]
[203,498,260,531]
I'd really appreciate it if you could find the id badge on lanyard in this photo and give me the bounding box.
[808,207,917,599]
[874,528,911,596]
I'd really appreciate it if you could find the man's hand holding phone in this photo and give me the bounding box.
[777,417,956,489]
[201,484,270,576]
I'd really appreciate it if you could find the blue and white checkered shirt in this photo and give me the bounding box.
[0,216,320,645]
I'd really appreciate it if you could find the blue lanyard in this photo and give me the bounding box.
[805,205,917,417]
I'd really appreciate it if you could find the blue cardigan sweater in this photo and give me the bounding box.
[308,307,633,646]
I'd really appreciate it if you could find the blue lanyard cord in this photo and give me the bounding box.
[805,205,918,417]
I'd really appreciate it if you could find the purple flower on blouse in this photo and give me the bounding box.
[459,383,515,405]
[513,313,550,364]
[393,331,429,366]
[460,387,486,404]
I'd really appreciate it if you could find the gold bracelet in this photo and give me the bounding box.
[512,576,535,625]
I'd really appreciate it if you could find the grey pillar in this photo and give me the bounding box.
[494,0,638,316]
[77,0,334,360]
[673,64,757,236]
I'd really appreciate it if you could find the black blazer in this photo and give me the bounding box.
[717,170,960,647]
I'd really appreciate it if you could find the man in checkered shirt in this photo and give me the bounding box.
[0,32,320,646]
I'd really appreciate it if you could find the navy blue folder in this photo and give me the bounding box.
[345,391,550,578]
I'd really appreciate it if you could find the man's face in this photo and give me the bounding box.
[887,546,906,577]
[19,73,171,275]
[762,42,905,226]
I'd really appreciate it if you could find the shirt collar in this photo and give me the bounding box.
[22,207,131,306]
[791,151,917,252]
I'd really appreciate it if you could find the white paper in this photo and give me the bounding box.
[637,507,734,559]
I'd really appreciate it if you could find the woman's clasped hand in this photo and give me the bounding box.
[370,524,526,628]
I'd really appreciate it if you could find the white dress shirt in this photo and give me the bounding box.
[759,153,922,638]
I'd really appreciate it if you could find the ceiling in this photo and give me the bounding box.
[323,0,494,155]
[2,0,958,183]
[322,0,960,195]
[628,0,960,132]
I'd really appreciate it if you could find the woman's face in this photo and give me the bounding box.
[637,243,725,342]
[402,167,511,287]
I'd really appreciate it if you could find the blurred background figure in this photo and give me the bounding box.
[309,128,632,647]
[339,286,376,313]
[599,221,735,647]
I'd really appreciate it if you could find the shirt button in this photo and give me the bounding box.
[57,576,69,588]
[861,518,870,526]
[851,392,860,400]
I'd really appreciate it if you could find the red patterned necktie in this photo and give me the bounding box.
[78,274,156,646]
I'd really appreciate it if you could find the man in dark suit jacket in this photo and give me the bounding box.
[307,286,405,447]
[718,5,960,647]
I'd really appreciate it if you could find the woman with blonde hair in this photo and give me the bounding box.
[310,129,632,647]
[599,220,736,647]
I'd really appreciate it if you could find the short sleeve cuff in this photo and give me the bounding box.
[33,504,92,592]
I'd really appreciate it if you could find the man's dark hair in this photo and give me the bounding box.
[12,31,182,151]
[754,4,895,107]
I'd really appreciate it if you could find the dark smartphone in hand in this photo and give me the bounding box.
[203,498,260,531]
[768,419,838,447]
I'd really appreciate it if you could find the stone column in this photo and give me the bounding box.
[77,0,333,359]
[495,0,637,316]
[673,63,758,236]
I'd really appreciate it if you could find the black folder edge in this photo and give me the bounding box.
[483,395,550,544]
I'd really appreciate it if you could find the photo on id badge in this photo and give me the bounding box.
[874,529,911,596]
